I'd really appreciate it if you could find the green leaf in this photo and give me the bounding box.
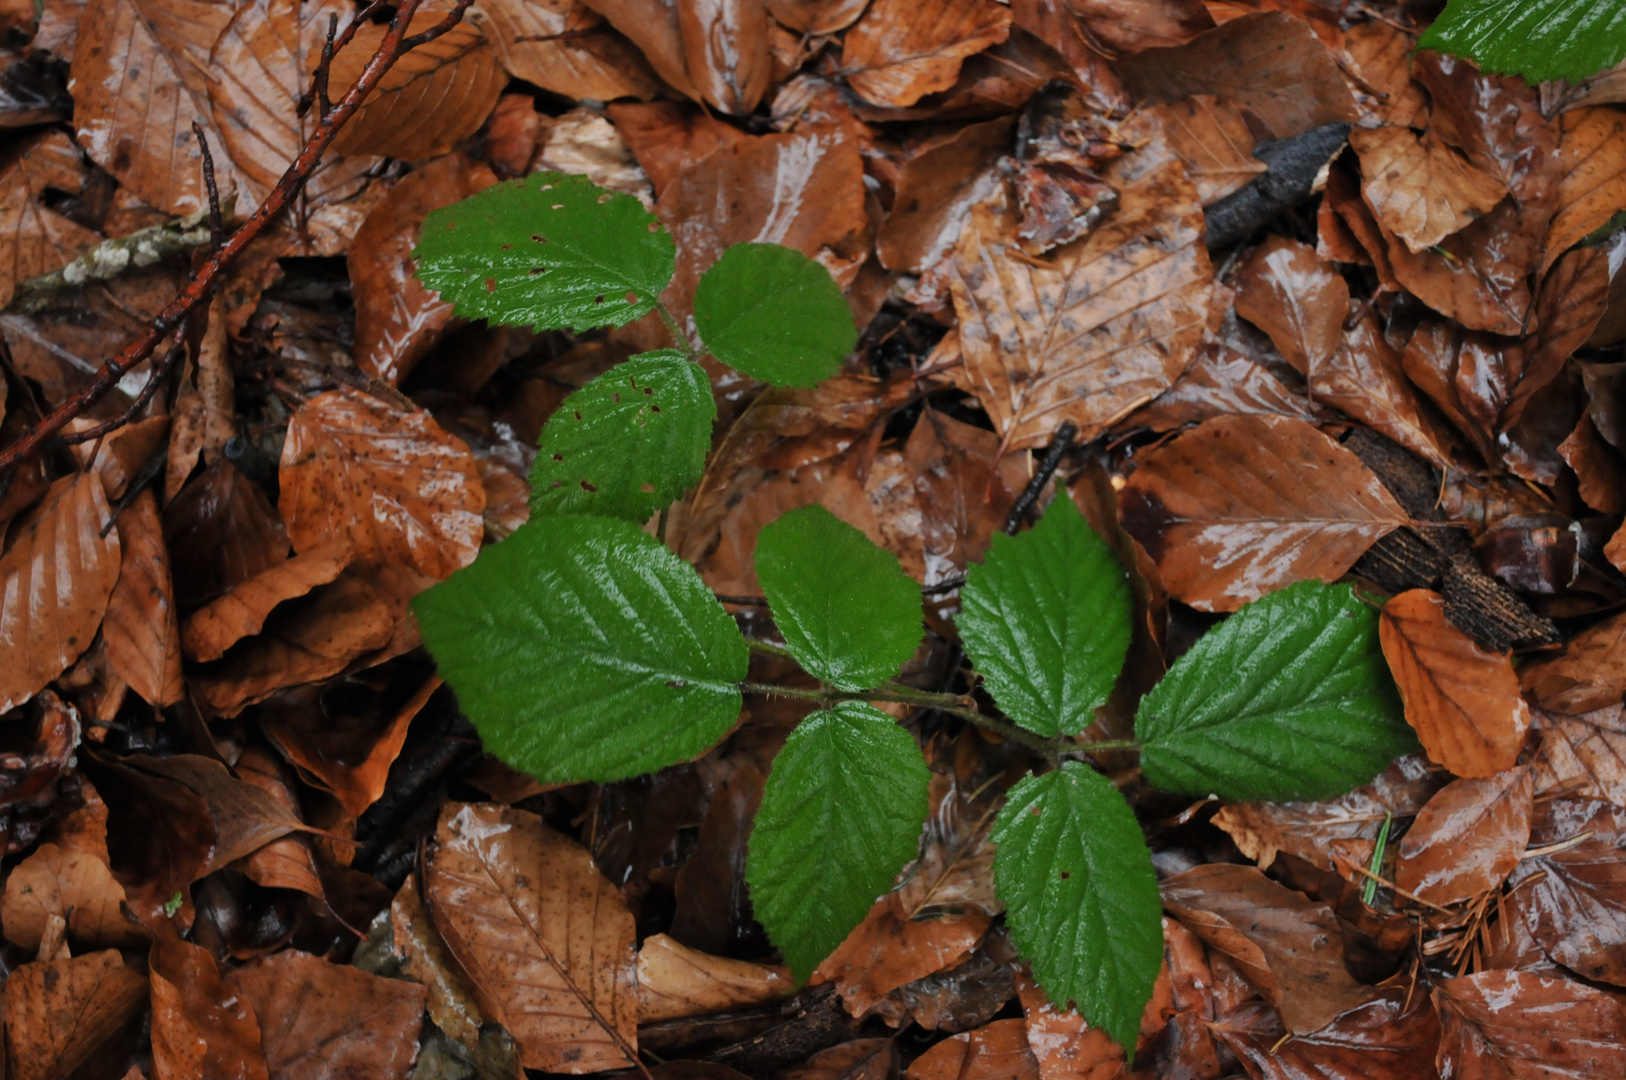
[1135,580,1417,802]
[746,701,930,980]
[754,505,923,691]
[1417,0,1626,84]
[991,763,1161,1058]
[694,243,856,388]
[413,172,675,334]
[956,488,1133,737]
[412,515,747,784]
[529,351,714,522]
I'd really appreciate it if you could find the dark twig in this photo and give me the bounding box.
[1004,421,1077,535]
[297,0,389,118]
[60,336,187,447]
[190,122,223,250]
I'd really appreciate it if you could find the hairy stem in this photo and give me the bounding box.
[655,300,699,363]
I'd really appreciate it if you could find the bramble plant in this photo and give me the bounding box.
[408,173,1419,1056]
[1421,0,1626,84]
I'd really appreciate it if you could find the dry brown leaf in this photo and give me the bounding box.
[877,117,1013,273]
[896,772,1002,919]
[163,457,290,608]
[349,153,498,386]
[165,295,236,503]
[0,473,121,713]
[1232,236,1347,377]
[1317,306,1462,468]
[1014,970,1130,1080]
[1395,768,1533,905]
[1117,13,1355,140]
[580,0,698,100]
[904,1019,1037,1080]
[1119,414,1405,611]
[1149,95,1264,206]
[180,538,354,663]
[278,386,484,580]
[1544,107,1626,275]
[950,131,1213,452]
[2,949,147,1080]
[1,841,144,951]
[1534,705,1626,806]
[475,0,661,102]
[1341,21,1425,129]
[127,753,315,876]
[1069,0,1211,53]
[235,749,324,900]
[1434,969,1626,1080]
[1379,589,1531,777]
[1523,609,1626,715]
[1160,863,1368,1035]
[103,490,184,707]
[1351,126,1506,253]
[391,875,485,1047]
[91,754,215,926]
[69,414,170,505]
[70,0,240,214]
[330,13,505,161]
[427,801,639,1072]
[817,893,991,1018]
[839,0,1012,109]
[1505,798,1626,985]
[637,933,793,1022]
[149,925,270,1080]
[225,949,428,1080]
[677,0,771,115]
[0,130,99,309]
[765,0,867,34]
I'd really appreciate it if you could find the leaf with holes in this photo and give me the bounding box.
[694,243,857,388]
[414,171,675,333]
[746,701,931,980]
[1135,581,1417,802]
[530,352,714,522]
[413,515,748,784]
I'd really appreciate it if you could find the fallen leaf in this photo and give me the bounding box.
[1,840,143,951]
[817,893,991,1018]
[475,0,661,102]
[1119,414,1405,611]
[606,100,747,197]
[1434,969,1626,1078]
[391,875,485,1048]
[1132,341,1319,432]
[1533,704,1626,806]
[0,474,121,712]
[1014,969,1132,1080]
[765,0,867,34]
[578,0,698,100]
[180,539,353,662]
[1233,235,1348,377]
[1351,126,1506,253]
[1068,0,1211,53]
[1379,589,1530,777]
[278,386,484,581]
[1341,21,1425,129]
[904,1019,1037,1080]
[1395,768,1533,905]
[0,130,100,309]
[426,802,639,1072]
[103,490,184,707]
[87,753,213,925]
[1149,95,1264,206]
[1544,107,1626,275]
[1160,862,1368,1034]
[2,949,147,1080]
[896,772,1003,919]
[877,117,1013,273]
[1506,798,1626,986]
[637,932,794,1022]
[1523,609,1626,715]
[225,949,427,1080]
[234,749,324,900]
[678,0,771,115]
[1559,414,1626,514]
[1317,306,1461,468]
[149,925,270,1080]
[1211,988,1440,1080]
[839,0,1011,109]
[163,457,291,608]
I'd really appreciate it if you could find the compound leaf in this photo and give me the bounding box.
[694,243,856,388]
[746,701,930,980]
[529,351,714,522]
[755,505,923,691]
[1135,580,1416,802]
[992,763,1162,1059]
[1417,0,1626,84]
[413,515,747,784]
[956,489,1132,736]
[414,172,675,333]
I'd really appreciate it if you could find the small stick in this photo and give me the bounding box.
[190,122,223,250]
[1004,420,1077,535]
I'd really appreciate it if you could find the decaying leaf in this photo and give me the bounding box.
[1395,768,1533,906]
[2,841,144,951]
[817,893,991,1018]
[1350,126,1506,254]
[678,0,772,115]
[904,1018,1036,1080]
[1523,609,1626,715]
[1506,799,1626,986]
[0,130,100,309]
[1434,969,1626,1078]
[1545,107,1626,275]
[149,926,270,1080]
[637,933,794,1022]
[1212,988,1441,1080]
[1149,95,1264,206]
[1533,704,1626,806]
[392,875,486,1048]
[180,538,354,663]
[1232,236,1348,377]
[840,0,1012,109]
[2,949,147,1080]
[475,0,661,103]
[103,490,184,707]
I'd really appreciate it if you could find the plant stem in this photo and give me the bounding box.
[655,300,699,363]
[1076,739,1140,753]
[745,639,797,661]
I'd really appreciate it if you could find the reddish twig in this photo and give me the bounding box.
[60,334,187,446]
[0,0,472,480]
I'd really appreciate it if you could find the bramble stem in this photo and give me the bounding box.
[655,300,699,363]
[1076,739,1139,753]
[744,639,797,661]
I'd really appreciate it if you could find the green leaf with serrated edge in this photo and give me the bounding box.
[694,243,856,388]
[754,505,923,691]
[413,172,675,334]
[956,488,1132,737]
[746,701,930,980]
[991,763,1161,1059]
[1418,0,1626,84]
[529,351,713,522]
[1135,580,1417,802]
[412,515,747,784]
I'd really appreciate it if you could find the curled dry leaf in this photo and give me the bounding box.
[350,153,498,386]
[903,1018,1036,1080]
[1233,235,1347,377]
[1523,609,1626,716]
[1350,126,1506,254]
[1211,988,1441,1080]
[678,0,771,115]
[475,0,661,102]
[104,490,184,707]
[234,749,324,900]
[1545,107,1626,275]
[278,386,484,581]
[0,474,121,713]
[1149,95,1264,206]
[1534,704,1626,806]
[2,949,147,1080]
[637,932,794,1022]
[392,875,485,1047]
[1560,414,1626,514]
[90,754,214,926]
[225,949,428,1080]
[839,0,1012,109]
[1395,768,1534,906]
[1506,798,1626,986]
[180,538,353,662]
[0,130,100,309]
[149,926,270,1080]
[1119,414,1405,611]
[426,802,639,1073]
[1434,969,1626,1079]
[816,893,991,1018]
[2,840,143,951]
[1379,589,1531,778]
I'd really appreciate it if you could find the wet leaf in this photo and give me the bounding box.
[787,1039,898,1080]
[180,539,353,663]
[904,1019,1038,1080]
[816,892,990,1017]
[695,243,857,388]
[678,0,772,115]
[1533,704,1626,806]
[391,875,485,1048]
[1546,107,1626,274]
[149,927,269,1080]
[1434,969,1626,1078]
[839,0,1012,109]
[1342,22,1426,129]
[1317,307,1462,468]
[1132,341,1319,432]
[1069,0,1212,53]
[1233,236,1348,377]
[579,0,697,99]
[1350,126,1506,254]
[476,0,661,102]
[876,117,1012,273]
[765,0,868,33]
[2,841,144,951]
[607,100,748,197]
[0,130,100,309]
[1395,768,1533,905]
[1523,609,1626,715]
[163,458,290,607]
[1150,95,1264,206]
[1211,988,1441,1080]
[637,933,793,1022]
[2,949,147,1080]
[1506,798,1626,985]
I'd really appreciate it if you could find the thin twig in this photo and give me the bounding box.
[190,122,223,250]
[1345,863,1454,914]
[1004,421,1077,534]
[60,335,186,446]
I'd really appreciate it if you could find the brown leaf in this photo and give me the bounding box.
[163,457,290,608]
[637,933,793,1022]
[896,773,1002,919]
[1395,768,1533,905]
[225,949,427,1080]
[1523,609,1626,715]
[1233,235,1348,376]
[839,0,1012,109]
[677,0,771,115]
[1544,107,1626,275]
[1351,126,1506,253]
[1317,306,1462,468]
[2,949,147,1080]
[1506,798,1626,985]
[1533,704,1626,806]
[765,0,867,34]
[2,840,143,951]
[606,101,747,197]
[1560,414,1626,514]
[349,154,498,385]
[0,474,121,712]
[426,802,639,1072]
[1211,988,1440,1080]
[1117,12,1355,140]
[475,0,661,102]
[877,117,1013,273]
[1149,95,1264,206]
[580,0,698,100]
[1120,414,1405,611]
[235,749,324,900]
[149,925,270,1080]
[90,755,214,926]
[1160,863,1368,1035]
[1379,589,1531,777]
[950,130,1213,452]
[278,386,484,580]
[1132,341,1319,433]
[1068,0,1211,53]
[391,875,485,1047]
[817,893,991,1018]
[1434,969,1626,1078]
[330,13,505,161]
[180,539,354,663]
[904,1019,1036,1080]
[103,490,184,707]
[128,754,314,876]
[1341,22,1425,130]
[1014,970,1129,1080]
[0,130,99,309]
